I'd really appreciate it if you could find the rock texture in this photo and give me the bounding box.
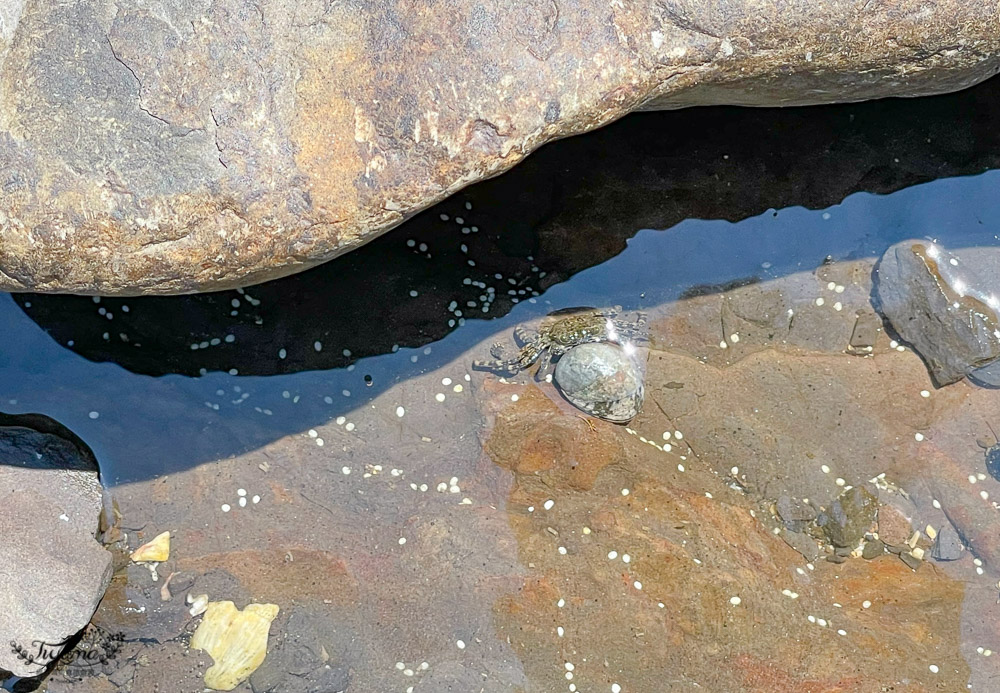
[877,240,1000,386]
[0,414,113,678]
[1,0,999,294]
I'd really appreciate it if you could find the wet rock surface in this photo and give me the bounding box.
[932,524,965,562]
[3,1,1000,293]
[0,415,113,678]
[876,240,1000,386]
[817,487,878,550]
[247,609,352,693]
[9,89,1000,690]
[19,250,1000,691]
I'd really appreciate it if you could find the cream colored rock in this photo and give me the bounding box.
[130,530,171,563]
[191,600,280,691]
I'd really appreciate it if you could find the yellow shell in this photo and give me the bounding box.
[191,601,280,691]
[130,531,170,563]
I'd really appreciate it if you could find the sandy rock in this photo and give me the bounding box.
[874,504,915,548]
[2,1,1000,294]
[0,415,113,678]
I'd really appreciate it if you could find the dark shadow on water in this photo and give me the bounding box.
[4,78,1000,482]
[0,412,99,474]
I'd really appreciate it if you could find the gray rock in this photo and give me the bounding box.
[250,608,359,693]
[899,551,923,571]
[931,524,965,562]
[2,1,1000,294]
[876,240,1000,386]
[848,309,881,354]
[0,415,113,678]
[862,538,885,560]
[412,661,516,693]
[780,529,820,562]
[776,495,817,532]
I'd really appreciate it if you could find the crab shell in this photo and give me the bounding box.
[553,342,644,423]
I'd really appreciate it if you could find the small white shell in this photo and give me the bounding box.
[188,593,210,617]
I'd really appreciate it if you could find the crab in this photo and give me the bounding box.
[473,306,648,377]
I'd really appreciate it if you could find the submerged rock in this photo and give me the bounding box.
[0,414,113,678]
[986,443,1000,482]
[249,609,354,693]
[554,342,644,423]
[876,240,1000,386]
[775,495,817,533]
[931,524,965,562]
[816,487,878,549]
[862,538,885,559]
[2,2,1000,294]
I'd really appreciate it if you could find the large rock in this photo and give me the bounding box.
[1,0,999,295]
[0,414,113,678]
[876,240,1000,386]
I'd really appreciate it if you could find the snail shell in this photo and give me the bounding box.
[554,342,644,423]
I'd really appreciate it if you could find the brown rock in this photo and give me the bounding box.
[491,388,971,692]
[876,505,915,547]
[178,548,358,604]
[484,385,626,492]
[2,1,999,294]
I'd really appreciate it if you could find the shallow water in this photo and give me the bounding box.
[6,88,1000,692]
[5,170,1000,482]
